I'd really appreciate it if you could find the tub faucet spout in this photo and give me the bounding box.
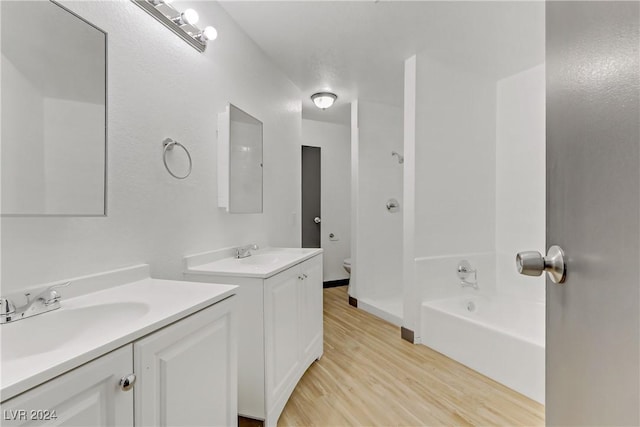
[460,280,478,290]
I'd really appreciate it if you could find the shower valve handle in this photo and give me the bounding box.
[516,245,566,284]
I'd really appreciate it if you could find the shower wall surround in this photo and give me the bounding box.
[409,56,497,334]
[414,56,497,259]
[351,100,404,324]
[1,1,302,292]
[496,64,546,302]
[403,54,545,336]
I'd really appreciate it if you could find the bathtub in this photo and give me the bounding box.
[420,294,545,404]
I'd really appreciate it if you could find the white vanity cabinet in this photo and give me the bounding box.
[135,296,237,427]
[264,255,323,413]
[1,346,134,427]
[1,298,237,427]
[185,251,323,427]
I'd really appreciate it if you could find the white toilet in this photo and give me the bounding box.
[343,258,351,274]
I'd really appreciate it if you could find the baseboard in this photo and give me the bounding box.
[323,279,349,288]
[348,295,358,308]
[401,327,415,343]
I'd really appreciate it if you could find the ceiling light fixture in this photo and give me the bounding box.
[311,92,337,110]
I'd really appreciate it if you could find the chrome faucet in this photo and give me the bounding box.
[235,244,259,259]
[0,281,70,324]
[457,260,478,289]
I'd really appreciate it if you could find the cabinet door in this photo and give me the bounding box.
[1,346,134,427]
[299,255,323,361]
[134,297,237,427]
[264,266,301,409]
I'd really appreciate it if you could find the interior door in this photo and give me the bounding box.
[301,146,321,248]
[546,2,639,425]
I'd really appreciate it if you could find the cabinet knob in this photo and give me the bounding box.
[119,373,136,391]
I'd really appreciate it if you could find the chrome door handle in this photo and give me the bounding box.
[314,217,321,224]
[516,245,566,284]
[119,373,136,391]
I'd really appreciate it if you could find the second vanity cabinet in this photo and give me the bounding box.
[185,250,323,427]
[264,256,323,415]
[1,297,237,427]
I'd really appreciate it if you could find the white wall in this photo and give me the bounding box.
[43,98,105,214]
[1,1,301,293]
[1,55,45,213]
[301,119,351,282]
[354,100,403,300]
[413,55,497,310]
[496,64,546,301]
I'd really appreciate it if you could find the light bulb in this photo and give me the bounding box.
[202,26,218,41]
[181,8,199,25]
[173,8,198,25]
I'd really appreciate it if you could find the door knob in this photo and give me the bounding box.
[516,245,566,284]
[119,373,136,391]
[314,217,321,224]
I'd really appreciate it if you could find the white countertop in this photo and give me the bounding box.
[185,247,323,279]
[1,271,236,402]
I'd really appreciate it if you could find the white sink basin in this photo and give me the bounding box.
[1,266,238,402]
[238,254,281,266]
[185,247,323,279]
[1,302,150,361]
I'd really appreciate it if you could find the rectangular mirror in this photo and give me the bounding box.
[218,104,263,213]
[1,0,107,216]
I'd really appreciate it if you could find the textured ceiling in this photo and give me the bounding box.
[219,1,545,125]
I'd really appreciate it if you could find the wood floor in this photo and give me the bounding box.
[277,286,544,426]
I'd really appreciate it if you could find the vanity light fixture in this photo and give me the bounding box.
[311,92,337,110]
[132,0,216,52]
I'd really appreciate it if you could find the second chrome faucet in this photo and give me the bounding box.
[235,244,259,259]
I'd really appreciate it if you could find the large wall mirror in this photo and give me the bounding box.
[1,1,107,216]
[218,104,263,213]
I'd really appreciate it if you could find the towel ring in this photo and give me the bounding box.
[162,138,192,180]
